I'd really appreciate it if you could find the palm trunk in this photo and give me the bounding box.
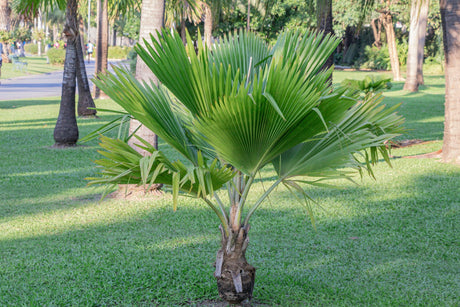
[404,0,429,92]
[317,0,334,78]
[128,0,165,156]
[76,33,97,117]
[215,224,255,304]
[112,27,117,46]
[246,0,250,31]
[54,0,79,147]
[53,24,58,42]
[441,0,460,164]
[180,18,186,45]
[204,3,213,48]
[381,12,403,81]
[0,0,11,31]
[416,0,429,85]
[94,0,109,99]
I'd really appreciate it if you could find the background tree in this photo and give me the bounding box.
[404,0,430,92]
[165,0,201,45]
[0,0,11,32]
[377,0,403,81]
[53,0,80,146]
[15,0,96,145]
[317,0,334,73]
[93,0,108,99]
[440,0,460,164]
[127,0,165,156]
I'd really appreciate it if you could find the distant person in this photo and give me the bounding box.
[16,42,21,56]
[86,41,94,63]
[54,41,60,49]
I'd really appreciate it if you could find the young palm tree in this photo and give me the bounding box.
[89,29,404,304]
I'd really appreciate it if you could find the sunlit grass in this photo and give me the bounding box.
[0,73,459,305]
[1,56,62,79]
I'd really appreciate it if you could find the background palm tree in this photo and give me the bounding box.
[15,0,97,145]
[440,0,460,164]
[0,0,11,32]
[127,0,165,157]
[90,29,404,304]
[165,0,201,44]
[404,0,430,92]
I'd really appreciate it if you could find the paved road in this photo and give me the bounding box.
[0,60,123,101]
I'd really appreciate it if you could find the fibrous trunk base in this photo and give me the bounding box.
[216,258,255,304]
[214,225,255,305]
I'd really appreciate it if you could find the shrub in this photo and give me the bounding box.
[24,43,45,55]
[360,45,391,70]
[47,48,66,65]
[341,75,392,95]
[127,48,137,74]
[108,46,132,59]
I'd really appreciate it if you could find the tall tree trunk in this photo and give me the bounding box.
[53,24,58,42]
[204,3,212,48]
[128,0,165,156]
[440,0,460,164]
[76,33,97,117]
[371,18,382,48]
[54,0,79,147]
[94,0,109,99]
[246,0,250,31]
[180,18,186,45]
[404,0,430,92]
[416,0,429,85]
[112,27,117,46]
[317,0,334,81]
[381,12,403,81]
[0,0,10,32]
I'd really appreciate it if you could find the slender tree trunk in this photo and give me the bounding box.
[94,0,109,99]
[76,33,97,117]
[204,3,213,48]
[371,18,382,48]
[180,18,186,45]
[0,0,11,32]
[112,27,117,46]
[128,0,165,156]
[416,0,429,85]
[247,0,250,31]
[404,0,430,92]
[317,0,334,82]
[54,0,79,147]
[381,12,403,81]
[440,0,460,164]
[53,24,58,42]
[1,0,11,61]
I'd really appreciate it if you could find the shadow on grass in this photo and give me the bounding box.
[0,98,60,109]
[0,168,459,306]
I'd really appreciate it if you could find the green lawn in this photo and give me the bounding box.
[0,73,459,306]
[1,56,62,79]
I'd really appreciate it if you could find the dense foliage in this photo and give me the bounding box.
[46,47,66,64]
[108,46,132,59]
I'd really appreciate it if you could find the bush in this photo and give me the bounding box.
[341,75,392,95]
[47,48,66,65]
[127,48,137,74]
[24,43,45,55]
[108,46,132,59]
[360,45,391,71]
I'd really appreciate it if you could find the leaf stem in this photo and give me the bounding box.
[243,178,283,226]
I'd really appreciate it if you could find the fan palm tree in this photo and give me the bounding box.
[89,29,404,304]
